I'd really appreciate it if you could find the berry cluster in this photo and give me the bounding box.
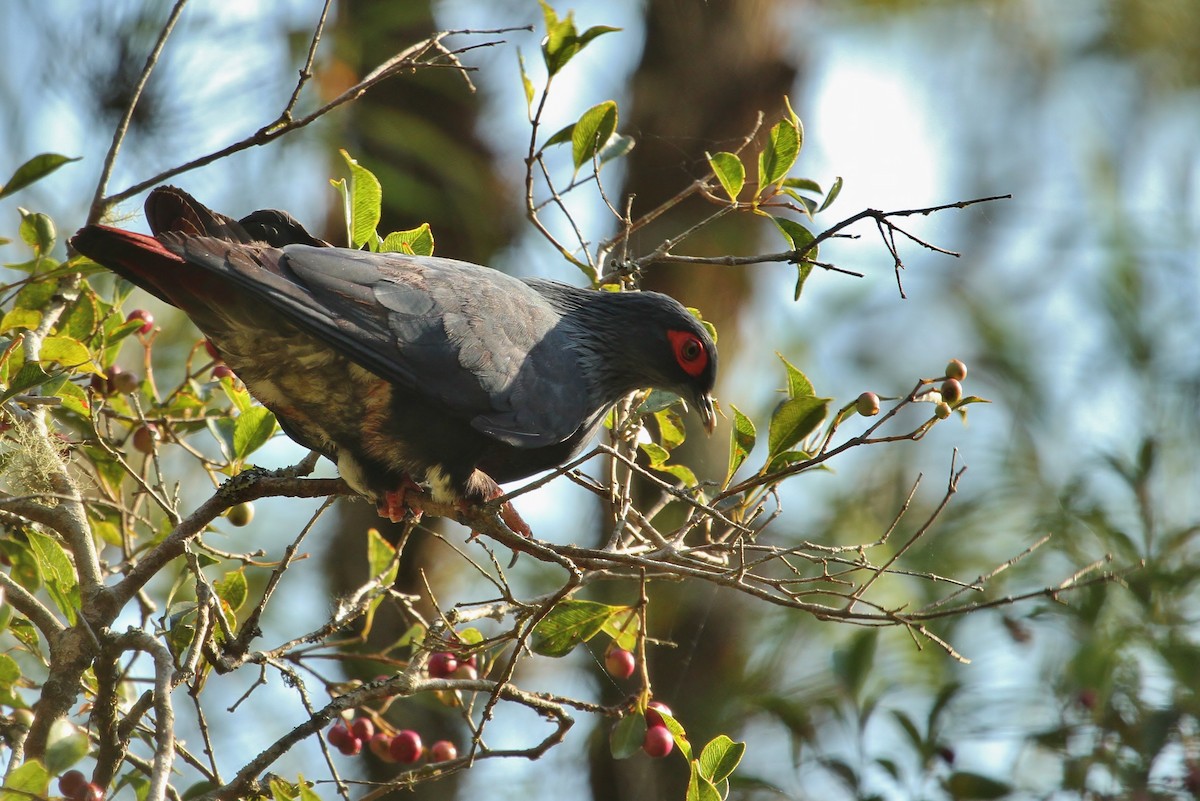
[58,770,103,801]
[426,651,478,680]
[327,717,457,765]
[642,701,674,758]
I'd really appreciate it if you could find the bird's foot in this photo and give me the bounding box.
[461,471,531,539]
[377,476,425,524]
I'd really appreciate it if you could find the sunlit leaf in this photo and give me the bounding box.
[381,223,435,256]
[757,118,800,191]
[778,353,815,398]
[697,735,745,783]
[819,175,844,212]
[232,406,276,460]
[767,396,828,459]
[571,101,618,172]
[726,404,756,483]
[531,599,614,657]
[0,153,80,200]
[339,150,382,251]
[708,151,745,201]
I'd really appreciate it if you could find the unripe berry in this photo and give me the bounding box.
[370,732,397,762]
[940,378,962,405]
[126,309,154,334]
[604,647,636,679]
[389,729,423,764]
[855,391,880,417]
[225,502,254,527]
[58,770,88,798]
[132,424,159,454]
[945,359,967,381]
[935,402,952,420]
[429,740,458,762]
[350,717,375,741]
[427,652,458,678]
[642,724,674,758]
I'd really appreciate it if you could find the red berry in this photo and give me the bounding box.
[338,737,363,756]
[451,662,478,681]
[370,732,397,762]
[389,729,423,764]
[605,647,636,679]
[126,309,154,334]
[58,770,88,798]
[350,717,374,741]
[428,652,458,678]
[203,339,222,362]
[79,784,105,801]
[645,701,672,729]
[132,424,159,454]
[212,364,236,381]
[642,725,674,758]
[327,721,351,747]
[429,740,458,762]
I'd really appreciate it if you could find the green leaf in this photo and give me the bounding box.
[653,407,686,450]
[757,118,800,192]
[772,216,816,258]
[726,404,756,483]
[339,150,382,251]
[610,712,646,759]
[366,528,399,583]
[697,734,746,783]
[539,3,620,77]
[381,223,435,256]
[269,775,300,801]
[686,765,722,801]
[531,599,615,657]
[653,707,691,760]
[215,569,249,616]
[794,262,814,301]
[942,771,1013,800]
[778,353,815,398]
[600,606,638,651]
[767,396,828,459]
[640,441,698,486]
[783,177,822,194]
[44,720,89,775]
[707,152,745,202]
[232,406,276,460]
[0,361,51,403]
[571,101,618,172]
[26,529,79,625]
[0,153,80,200]
[636,389,683,415]
[297,776,322,801]
[518,52,535,111]
[40,335,99,374]
[833,629,877,700]
[2,759,50,797]
[599,133,636,165]
[18,209,56,256]
[0,309,41,333]
[819,175,843,213]
[0,654,20,700]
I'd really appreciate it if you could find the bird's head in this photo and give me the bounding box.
[665,326,718,434]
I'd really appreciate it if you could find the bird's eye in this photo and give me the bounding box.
[668,330,708,377]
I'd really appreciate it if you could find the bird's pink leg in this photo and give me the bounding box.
[377,476,425,523]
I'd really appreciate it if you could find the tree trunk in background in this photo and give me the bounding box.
[321,3,517,798]
[588,2,799,799]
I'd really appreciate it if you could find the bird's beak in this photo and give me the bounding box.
[696,393,716,435]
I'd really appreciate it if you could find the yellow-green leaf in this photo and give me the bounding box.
[726,404,756,483]
[708,151,745,201]
[531,599,615,657]
[757,118,800,192]
[0,153,80,200]
[571,101,618,172]
[380,223,435,256]
[39,335,98,375]
[767,396,828,460]
[0,309,41,333]
[339,150,382,251]
[232,406,276,460]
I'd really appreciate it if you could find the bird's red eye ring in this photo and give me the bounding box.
[668,330,708,377]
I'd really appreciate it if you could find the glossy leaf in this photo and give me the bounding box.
[531,599,614,657]
[232,405,276,460]
[572,101,618,171]
[726,404,756,482]
[767,396,828,459]
[0,153,80,200]
[40,335,99,375]
[778,353,815,398]
[610,712,646,759]
[381,223,435,256]
[697,734,745,784]
[18,210,56,256]
[819,175,844,212]
[0,309,40,333]
[216,569,249,615]
[708,151,745,201]
[757,118,800,191]
[339,149,382,250]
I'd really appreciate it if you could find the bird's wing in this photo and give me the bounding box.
[176,240,593,448]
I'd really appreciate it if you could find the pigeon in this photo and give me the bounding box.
[71,187,718,535]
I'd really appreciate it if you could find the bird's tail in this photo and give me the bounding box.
[70,225,193,308]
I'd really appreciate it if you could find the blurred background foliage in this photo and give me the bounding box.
[3,0,1199,798]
